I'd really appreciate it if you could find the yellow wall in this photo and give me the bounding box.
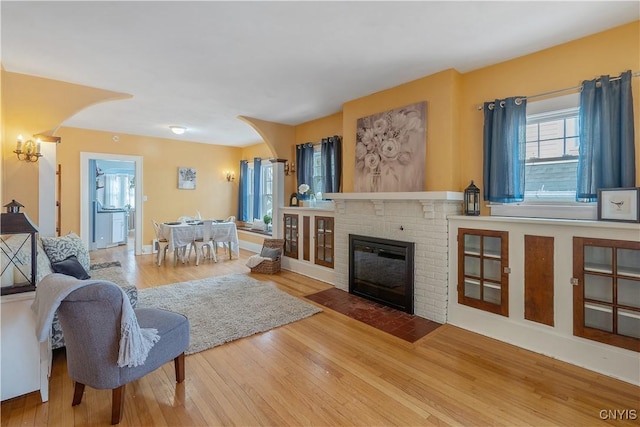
[56,127,242,246]
[341,69,462,192]
[298,21,639,200]
[293,112,343,193]
[241,142,273,161]
[1,71,129,223]
[460,21,640,211]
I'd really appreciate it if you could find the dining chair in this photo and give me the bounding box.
[216,216,236,257]
[151,220,186,266]
[188,220,216,265]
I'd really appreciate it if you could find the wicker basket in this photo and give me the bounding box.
[250,239,285,274]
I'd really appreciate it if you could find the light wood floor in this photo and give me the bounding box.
[2,245,639,426]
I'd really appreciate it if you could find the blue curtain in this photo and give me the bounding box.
[296,143,314,194]
[321,135,342,193]
[483,97,528,203]
[252,157,262,219]
[577,71,636,202]
[237,160,249,221]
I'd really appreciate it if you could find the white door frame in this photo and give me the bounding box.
[80,152,143,255]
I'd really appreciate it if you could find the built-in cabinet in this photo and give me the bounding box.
[573,237,640,352]
[280,207,335,283]
[458,228,509,316]
[448,216,640,385]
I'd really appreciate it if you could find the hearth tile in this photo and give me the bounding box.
[305,288,441,343]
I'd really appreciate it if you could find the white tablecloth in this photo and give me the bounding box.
[159,222,239,258]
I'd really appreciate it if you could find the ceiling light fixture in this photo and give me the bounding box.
[169,126,186,135]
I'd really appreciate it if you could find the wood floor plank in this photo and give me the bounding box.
[2,244,639,426]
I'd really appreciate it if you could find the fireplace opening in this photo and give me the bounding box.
[349,234,415,314]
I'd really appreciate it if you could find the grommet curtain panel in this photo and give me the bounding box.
[321,136,342,193]
[296,143,314,193]
[237,160,249,221]
[483,97,528,203]
[577,70,636,202]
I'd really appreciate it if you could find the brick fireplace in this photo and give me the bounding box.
[326,192,462,323]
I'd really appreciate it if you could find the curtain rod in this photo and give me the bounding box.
[476,71,640,110]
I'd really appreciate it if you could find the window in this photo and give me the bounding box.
[524,107,579,202]
[488,93,597,219]
[312,146,323,195]
[246,162,272,221]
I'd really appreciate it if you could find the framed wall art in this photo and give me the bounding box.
[178,167,197,190]
[597,187,640,223]
[354,101,426,192]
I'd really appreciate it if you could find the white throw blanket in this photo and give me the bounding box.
[32,273,159,367]
[245,254,270,268]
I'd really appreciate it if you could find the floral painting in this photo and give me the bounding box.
[355,102,426,192]
[178,167,196,189]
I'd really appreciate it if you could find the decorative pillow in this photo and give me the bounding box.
[251,219,266,231]
[36,239,54,283]
[260,246,282,260]
[51,255,91,280]
[41,232,90,272]
[1,235,53,283]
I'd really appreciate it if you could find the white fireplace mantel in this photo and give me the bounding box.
[324,192,463,217]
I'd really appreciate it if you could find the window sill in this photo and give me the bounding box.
[237,226,272,237]
[488,203,597,220]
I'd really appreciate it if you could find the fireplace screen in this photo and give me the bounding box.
[349,234,415,313]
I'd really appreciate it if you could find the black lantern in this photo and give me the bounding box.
[1,200,38,295]
[464,181,480,216]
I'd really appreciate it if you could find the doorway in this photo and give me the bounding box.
[80,153,143,255]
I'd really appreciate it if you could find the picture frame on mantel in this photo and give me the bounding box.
[597,187,640,223]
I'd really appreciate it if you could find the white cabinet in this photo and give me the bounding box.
[96,211,127,249]
[280,207,335,284]
[112,211,126,244]
[1,292,49,402]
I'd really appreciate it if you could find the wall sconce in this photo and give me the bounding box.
[284,161,295,176]
[14,135,43,163]
[225,171,235,182]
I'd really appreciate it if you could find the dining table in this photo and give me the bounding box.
[159,221,240,259]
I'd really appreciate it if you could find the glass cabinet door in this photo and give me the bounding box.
[314,216,334,268]
[283,214,298,259]
[573,237,640,352]
[458,228,509,316]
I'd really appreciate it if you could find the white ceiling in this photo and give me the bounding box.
[2,1,638,147]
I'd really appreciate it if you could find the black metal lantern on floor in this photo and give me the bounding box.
[1,200,38,295]
[464,181,480,216]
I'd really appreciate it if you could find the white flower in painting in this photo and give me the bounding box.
[391,112,408,131]
[380,139,400,161]
[405,116,422,132]
[373,118,388,135]
[355,142,368,160]
[360,128,376,145]
[364,153,380,170]
[298,184,310,194]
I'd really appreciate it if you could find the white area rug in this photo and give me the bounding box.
[137,274,322,355]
